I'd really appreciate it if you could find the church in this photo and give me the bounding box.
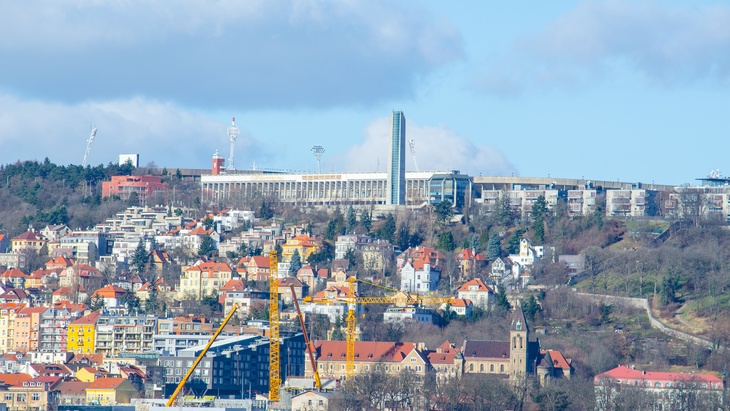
[461,305,573,384]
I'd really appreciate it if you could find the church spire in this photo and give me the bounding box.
[511,303,529,333]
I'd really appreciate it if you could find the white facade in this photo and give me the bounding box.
[605,189,654,217]
[567,189,597,216]
[400,262,440,292]
[383,306,433,324]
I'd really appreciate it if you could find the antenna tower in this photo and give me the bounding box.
[408,137,419,171]
[226,117,239,171]
[82,127,98,168]
[311,145,325,173]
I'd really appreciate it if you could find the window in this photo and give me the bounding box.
[490,365,494,372]
[469,364,474,372]
[500,365,504,372]
[32,393,40,401]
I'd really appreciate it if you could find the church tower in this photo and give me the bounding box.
[509,304,529,380]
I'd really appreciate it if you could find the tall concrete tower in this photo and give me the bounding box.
[387,111,406,205]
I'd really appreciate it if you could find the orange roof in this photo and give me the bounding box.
[1,268,27,278]
[188,226,213,236]
[457,278,494,293]
[86,377,129,390]
[92,285,128,299]
[53,301,87,313]
[545,350,571,369]
[18,306,47,315]
[185,262,233,272]
[449,298,472,307]
[221,279,245,292]
[0,373,32,386]
[70,310,102,326]
[46,256,75,268]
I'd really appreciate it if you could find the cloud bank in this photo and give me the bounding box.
[0,1,463,109]
[341,117,516,176]
[474,1,730,96]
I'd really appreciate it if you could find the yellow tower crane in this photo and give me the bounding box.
[268,250,281,402]
[341,277,451,381]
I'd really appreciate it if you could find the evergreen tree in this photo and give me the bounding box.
[360,209,372,233]
[487,234,502,260]
[346,206,358,233]
[409,230,424,249]
[530,195,548,244]
[377,213,396,242]
[132,238,148,274]
[198,236,217,257]
[496,188,515,227]
[437,231,456,252]
[496,286,511,311]
[434,201,454,225]
[396,224,410,251]
[344,248,357,268]
[289,249,302,274]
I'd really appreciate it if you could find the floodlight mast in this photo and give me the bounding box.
[82,127,98,168]
[227,117,239,171]
[311,145,325,174]
[408,137,419,172]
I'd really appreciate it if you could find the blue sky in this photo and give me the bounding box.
[1,1,729,185]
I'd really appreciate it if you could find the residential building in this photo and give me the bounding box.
[605,189,657,217]
[157,315,213,335]
[38,304,85,353]
[478,188,561,218]
[5,376,62,411]
[91,285,129,314]
[56,380,90,405]
[1,268,27,289]
[13,307,45,352]
[508,239,544,285]
[85,377,138,405]
[594,365,723,411]
[0,303,25,353]
[383,306,434,324]
[309,340,428,381]
[178,261,235,300]
[40,225,72,242]
[67,311,102,354]
[442,298,473,318]
[425,341,464,381]
[101,175,166,203]
[11,230,47,254]
[158,333,304,399]
[457,279,496,309]
[245,256,271,282]
[388,110,406,205]
[292,391,339,411]
[94,315,157,357]
[152,334,213,357]
[59,264,104,291]
[567,189,597,216]
[400,256,440,293]
[455,248,488,279]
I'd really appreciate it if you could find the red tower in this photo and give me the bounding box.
[212,151,225,175]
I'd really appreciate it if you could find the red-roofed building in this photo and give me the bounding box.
[85,377,139,404]
[457,278,496,308]
[1,268,28,289]
[594,365,722,410]
[309,341,428,380]
[277,277,306,303]
[14,307,46,352]
[282,234,321,267]
[426,341,464,381]
[400,253,440,293]
[57,380,91,405]
[397,246,445,270]
[45,256,75,270]
[442,298,473,318]
[178,262,235,299]
[11,230,47,253]
[59,264,104,291]
[91,285,129,313]
[246,256,271,282]
[455,248,488,278]
[7,376,63,410]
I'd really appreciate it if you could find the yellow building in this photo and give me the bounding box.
[75,366,108,382]
[67,311,102,354]
[0,303,25,354]
[282,234,321,263]
[86,377,138,405]
[178,262,234,300]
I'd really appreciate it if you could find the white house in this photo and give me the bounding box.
[400,257,440,293]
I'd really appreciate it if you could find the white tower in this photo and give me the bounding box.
[226,117,239,171]
[82,127,98,167]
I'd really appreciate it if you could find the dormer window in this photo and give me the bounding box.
[516,320,522,331]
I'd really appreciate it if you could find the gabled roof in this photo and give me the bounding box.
[511,305,529,333]
[1,268,28,278]
[596,365,723,386]
[70,310,102,326]
[30,363,72,375]
[45,256,75,268]
[0,373,32,386]
[449,298,472,308]
[185,262,234,273]
[249,256,270,269]
[278,277,304,288]
[316,341,417,363]
[457,279,495,293]
[221,279,245,292]
[188,226,213,236]
[86,377,131,390]
[462,340,510,359]
[56,380,90,395]
[12,231,46,242]
[91,285,128,299]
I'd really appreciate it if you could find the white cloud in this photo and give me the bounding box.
[0,1,463,109]
[0,94,264,168]
[474,1,730,96]
[341,117,516,176]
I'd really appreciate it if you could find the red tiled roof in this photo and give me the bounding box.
[316,341,416,363]
[1,268,27,278]
[0,373,32,386]
[457,278,494,293]
[596,365,723,387]
[221,279,245,292]
[449,298,472,307]
[70,310,102,326]
[56,380,90,395]
[249,256,270,268]
[12,231,46,241]
[92,285,128,299]
[87,377,129,390]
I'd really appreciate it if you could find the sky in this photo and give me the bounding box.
[1,1,729,185]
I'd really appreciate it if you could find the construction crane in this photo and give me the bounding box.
[290,284,322,389]
[268,251,281,402]
[305,276,451,381]
[166,304,239,406]
[82,127,97,168]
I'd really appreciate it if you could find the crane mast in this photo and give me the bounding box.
[269,251,281,401]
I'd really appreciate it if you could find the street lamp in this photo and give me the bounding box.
[241,377,252,399]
